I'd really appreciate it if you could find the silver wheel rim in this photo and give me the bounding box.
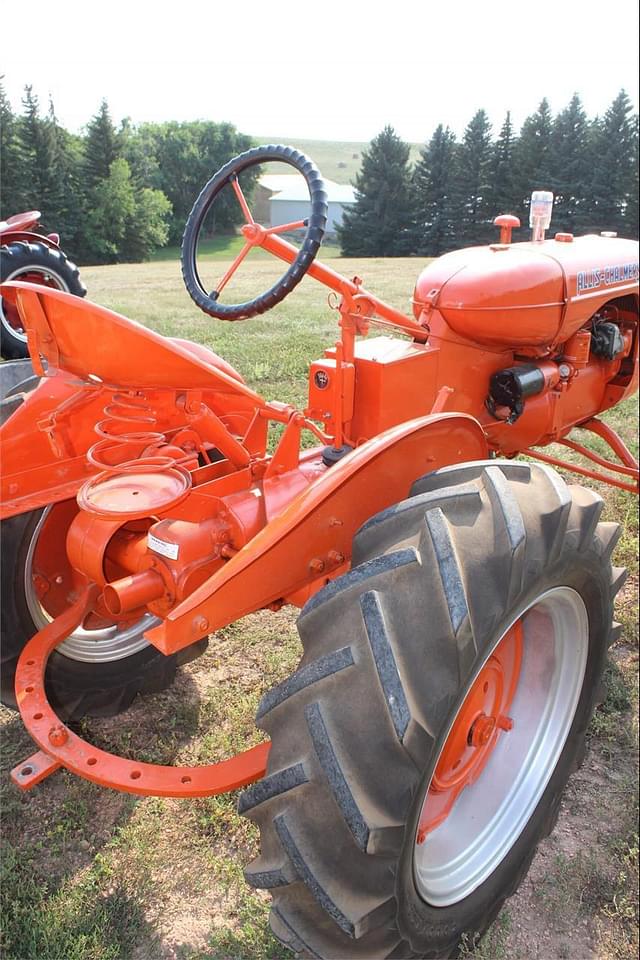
[0,263,71,342]
[24,506,155,663]
[413,586,589,907]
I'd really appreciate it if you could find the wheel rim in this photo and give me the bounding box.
[413,586,589,907]
[24,504,154,663]
[0,263,71,342]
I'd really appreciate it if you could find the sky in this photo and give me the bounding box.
[1,0,638,144]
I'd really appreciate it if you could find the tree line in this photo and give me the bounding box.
[1,85,253,264]
[339,92,639,256]
[1,85,637,264]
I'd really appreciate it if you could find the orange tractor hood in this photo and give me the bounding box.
[414,235,640,349]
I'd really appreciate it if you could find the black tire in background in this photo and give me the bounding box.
[239,460,624,959]
[1,505,207,720]
[0,241,86,360]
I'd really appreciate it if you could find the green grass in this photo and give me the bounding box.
[255,136,423,185]
[1,253,637,959]
[150,234,342,263]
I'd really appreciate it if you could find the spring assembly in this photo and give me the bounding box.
[87,391,175,475]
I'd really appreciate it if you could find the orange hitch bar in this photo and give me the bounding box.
[11,582,269,796]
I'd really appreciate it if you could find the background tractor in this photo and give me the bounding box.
[0,145,637,959]
[0,210,86,360]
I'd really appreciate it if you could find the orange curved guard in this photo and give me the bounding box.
[11,582,269,796]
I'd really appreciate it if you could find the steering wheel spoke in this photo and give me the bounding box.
[181,145,328,320]
[229,175,255,225]
[265,219,308,236]
[212,241,253,297]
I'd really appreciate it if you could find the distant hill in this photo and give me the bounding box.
[256,136,422,185]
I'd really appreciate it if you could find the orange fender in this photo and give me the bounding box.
[146,412,489,654]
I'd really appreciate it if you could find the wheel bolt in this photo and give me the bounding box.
[497,715,514,731]
[469,714,496,747]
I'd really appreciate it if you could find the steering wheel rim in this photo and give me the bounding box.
[181,144,328,320]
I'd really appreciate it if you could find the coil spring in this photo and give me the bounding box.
[87,391,176,475]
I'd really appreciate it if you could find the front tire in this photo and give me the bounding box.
[239,460,624,958]
[0,241,86,360]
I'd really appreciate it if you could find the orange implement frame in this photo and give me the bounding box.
[11,582,270,796]
[524,417,639,493]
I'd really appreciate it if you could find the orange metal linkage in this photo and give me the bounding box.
[11,582,270,797]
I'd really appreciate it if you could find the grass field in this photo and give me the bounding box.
[255,137,423,185]
[150,235,342,263]
[1,252,638,960]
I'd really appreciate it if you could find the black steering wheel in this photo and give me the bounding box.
[181,145,328,320]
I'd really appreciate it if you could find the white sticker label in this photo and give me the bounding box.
[148,532,179,561]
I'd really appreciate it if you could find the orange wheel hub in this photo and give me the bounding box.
[417,619,523,843]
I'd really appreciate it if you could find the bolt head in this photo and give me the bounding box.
[48,724,68,747]
[469,714,496,748]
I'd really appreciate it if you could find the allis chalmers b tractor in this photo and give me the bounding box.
[1,145,638,958]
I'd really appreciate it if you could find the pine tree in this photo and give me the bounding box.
[550,94,591,234]
[623,113,639,239]
[338,126,413,256]
[411,124,459,255]
[457,109,493,245]
[83,100,121,188]
[0,83,22,214]
[46,100,85,254]
[16,86,47,207]
[513,98,554,224]
[590,90,637,234]
[14,88,67,231]
[488,112,520,223]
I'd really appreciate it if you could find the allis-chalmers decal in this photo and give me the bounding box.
[577,261,639,294]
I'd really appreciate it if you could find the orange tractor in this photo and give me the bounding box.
[1,145,638,958]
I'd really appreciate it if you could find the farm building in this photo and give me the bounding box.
[254,175,356,237]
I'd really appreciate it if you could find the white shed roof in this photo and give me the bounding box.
[258,174,356,204]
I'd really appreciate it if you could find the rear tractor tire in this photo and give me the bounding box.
[0,241,86,360]
[240,460,625,959]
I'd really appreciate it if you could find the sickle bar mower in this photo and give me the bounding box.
[1,144,638,958]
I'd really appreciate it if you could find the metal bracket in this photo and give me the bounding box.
[12,581,270,797]
[525,417,639,494]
